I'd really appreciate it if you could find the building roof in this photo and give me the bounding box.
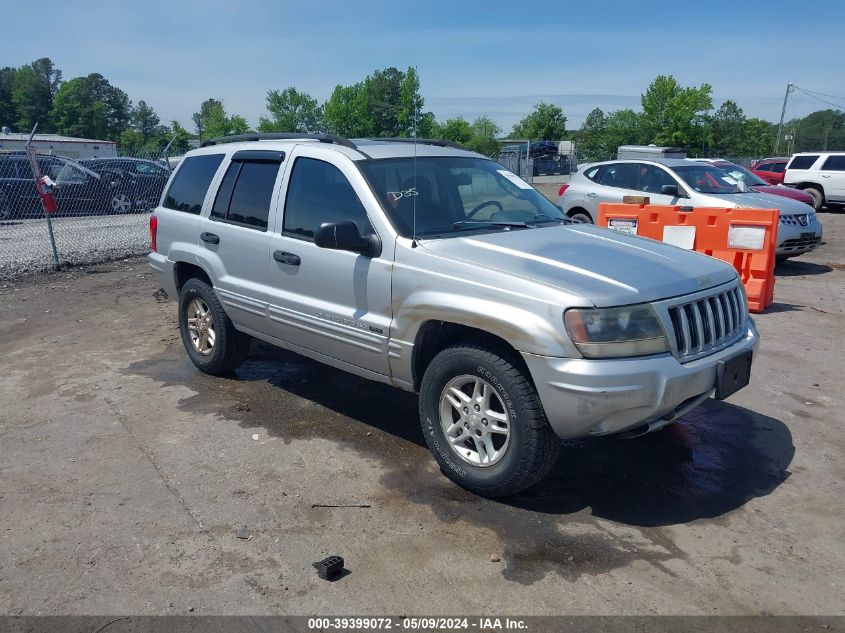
[0,133,116,144]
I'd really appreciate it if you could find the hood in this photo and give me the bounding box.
[750,184,814,205]
[708,190,815,214]
[419,224,737,308]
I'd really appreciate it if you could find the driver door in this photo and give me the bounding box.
[265,146,393,376]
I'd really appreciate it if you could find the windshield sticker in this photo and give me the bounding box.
[388,187,419,202]
[496,169,533,190]
[721,176,738,185]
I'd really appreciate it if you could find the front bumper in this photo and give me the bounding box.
[777,217,822,256]
[522,319,759,439]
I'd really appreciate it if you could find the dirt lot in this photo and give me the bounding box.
[1,213,844,617]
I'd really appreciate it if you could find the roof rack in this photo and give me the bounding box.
[360,137,469,151]
[200,132,360,150]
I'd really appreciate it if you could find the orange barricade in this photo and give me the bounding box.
[598,203,779,313]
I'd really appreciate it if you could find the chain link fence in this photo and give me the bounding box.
[0,148,180,280]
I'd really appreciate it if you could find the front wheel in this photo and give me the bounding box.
[178,277,250,375]
[109,191,135,214]
[568,209,593,224]
[803,187,824,211]
[419,342,561,497]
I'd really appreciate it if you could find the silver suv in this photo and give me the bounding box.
[149,134,759,497]
[559,159,823,261]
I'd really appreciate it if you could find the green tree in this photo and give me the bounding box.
[640,74,712,150]
[397,66,426,137]
[710,100,746,156]
[258,87,322,133]
[50,73,131,140]
[466,116,501,156]
[323,82,374,137]
[790,109,845,152]
[435,116,473,144]
[0,67,17,129]
[192,98,251,140]
[511,102,567,140]
[131,100,160,143]
[741,118,776,157]
[367,67,404,136]
[601,109,647,153]
[168,119,192,153]
[577,107,607,161]
[12,58,62,132]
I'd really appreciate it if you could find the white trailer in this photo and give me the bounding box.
[617,145,687,160]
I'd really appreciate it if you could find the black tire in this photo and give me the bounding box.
[419,342,561,497]
[803,186,824,211]
[775,255,791,264]
[568,209,593,224]
[178,277,250,375]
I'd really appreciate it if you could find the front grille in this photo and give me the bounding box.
[780,214,809,227]
[779,235,822,252]
[668,285,746,360]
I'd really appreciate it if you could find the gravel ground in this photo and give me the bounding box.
[0,213,148,279]
[0,211,843,618]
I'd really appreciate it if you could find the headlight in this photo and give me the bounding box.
[564,304,669,358]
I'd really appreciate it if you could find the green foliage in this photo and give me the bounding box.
[132,100,160,142]
[192,98,251,140]
[641,75,712,150]
[511,102,567,141]
[601,109,647,155]
[435,117,473,144]
[0,67,17,128]
[323,82,374,137]
[466,116,501,156]
[575,107,607,161]
[50,73,131,141]
[12,58,62,132]
[785,109,845,153]
[258,87,322,133]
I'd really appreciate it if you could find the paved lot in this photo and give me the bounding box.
[1,212,844,616]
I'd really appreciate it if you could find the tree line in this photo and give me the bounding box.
[2,58,843,160]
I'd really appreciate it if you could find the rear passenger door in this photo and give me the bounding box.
[592,162,638,204]
[265,146,393,376]
[820,155,845,203]
[195,150,285,335]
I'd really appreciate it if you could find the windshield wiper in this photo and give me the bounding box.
[531,214,572,224]
[452,220,529,231]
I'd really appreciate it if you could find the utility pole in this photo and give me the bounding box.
[774,83,794,155]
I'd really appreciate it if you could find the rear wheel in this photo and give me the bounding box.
[568,209,593,224]
[178,277,250,375]
[109,191,134,214]
[419,342,561,497]
[803,187,824,211]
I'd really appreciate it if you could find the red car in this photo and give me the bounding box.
[751,158,789,185]
[698,159,814,206]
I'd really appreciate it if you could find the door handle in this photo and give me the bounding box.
[273,250,301,266]
[200,232,220,245]
[586,192,598,197]
[821,174,830,178]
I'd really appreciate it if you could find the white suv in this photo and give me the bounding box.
[784,152,845,211]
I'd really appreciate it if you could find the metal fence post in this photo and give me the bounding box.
[24,124,60,269]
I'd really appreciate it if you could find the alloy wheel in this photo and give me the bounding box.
[186,298,215,355]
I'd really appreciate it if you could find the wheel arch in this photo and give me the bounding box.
[174,260,213,292]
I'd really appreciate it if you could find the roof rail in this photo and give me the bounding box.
[200,132,359,150]
[361,137,469,151]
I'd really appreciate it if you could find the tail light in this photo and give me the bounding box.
[149,215,158,252]
[558,184,570,196]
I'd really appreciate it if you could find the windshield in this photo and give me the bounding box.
[673,165,745,194]
[716,163,767,187]
[358,157,568,237]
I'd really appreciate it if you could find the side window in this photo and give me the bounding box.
[210,160,280,230]
[598,163,636,189]
[769,162,786,173]
[283,157,372,240]
[634,165,679,194]
[163,154,224,214]
[584,166,601,181]
[821,155,845,171]
[756,162,771,171]
[788,155,819,171]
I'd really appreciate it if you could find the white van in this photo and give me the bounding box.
[784,152,845,211]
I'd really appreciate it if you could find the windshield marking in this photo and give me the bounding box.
[463,239,638,292]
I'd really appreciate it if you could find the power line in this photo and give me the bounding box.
[798,87,845,102]
[793,86,845,110]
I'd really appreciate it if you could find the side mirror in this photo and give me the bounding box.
[314,220,379,257]
[660,184,683,197]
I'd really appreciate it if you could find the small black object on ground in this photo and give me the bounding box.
[312,555,346,581]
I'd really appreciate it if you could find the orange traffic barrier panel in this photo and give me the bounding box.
[598,203,779,313]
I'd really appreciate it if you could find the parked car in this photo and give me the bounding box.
[82,157,170,213]
[783,152,845,211]
[751,158,789,185]
[557,159,822,261]
[150,133,758,497]
[690,159,815,206]
[0,151,104,219]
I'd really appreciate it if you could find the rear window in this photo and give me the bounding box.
[821,155,845,171]
[584,166,601,181]
[598,163,636,189]
[163,154,224,214]
[788,155,819,171]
